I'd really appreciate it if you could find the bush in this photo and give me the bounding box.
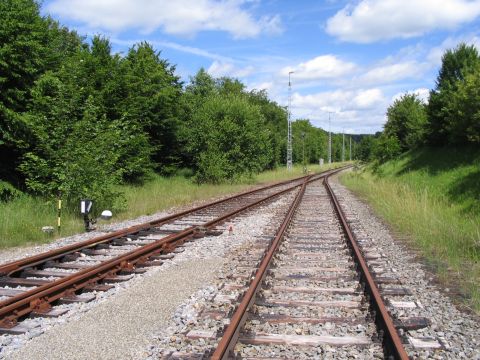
[20,97,150,213]
[0,181,24,201]
[183,94,272,183]
[372,134,402,164]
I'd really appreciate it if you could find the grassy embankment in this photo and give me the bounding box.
[0,162,347,249]
[341,147,479,312]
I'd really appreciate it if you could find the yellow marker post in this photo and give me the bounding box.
[57,198,62,233]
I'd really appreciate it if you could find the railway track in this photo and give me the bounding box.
[0,169,342,334]
[158,171,413,359]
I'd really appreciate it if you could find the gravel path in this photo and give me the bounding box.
[6,259,220,360]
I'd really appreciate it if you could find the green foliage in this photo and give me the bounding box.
[247,89,288,168]
[372,134,401,164]
[292,119,329,165]
[427,43,480,145]
[0,0,47,112]
[180,69,290,182]
[0,0,47,183]
[447,63,480,143]
[20,96,151,211]
[119,42,183,171]
[0,0,83,185]
[0,180,23,201]
[385,93,427,150]
[184,94,271,183]
[370,43,480,163]
[356,135,376,162]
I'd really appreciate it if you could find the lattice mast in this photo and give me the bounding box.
[287,71,294,170]
[328,112,332,164]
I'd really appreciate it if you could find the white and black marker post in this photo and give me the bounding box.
[80,199,93,231]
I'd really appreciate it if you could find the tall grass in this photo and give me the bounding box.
[0,196,84,248]
[0,162,347,249]
[341,154,480,312]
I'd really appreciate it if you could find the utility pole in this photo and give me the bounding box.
[302,132,306,173]
[342,130,345,162]
[349,136,352,161]
[287,71,294,170]
[328,112,333,164]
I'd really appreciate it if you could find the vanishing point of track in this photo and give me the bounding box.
[208,170,409,359]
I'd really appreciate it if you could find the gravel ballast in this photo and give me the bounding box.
[333,172,480,359]
[0,191,291,359]
[2,172,478,359]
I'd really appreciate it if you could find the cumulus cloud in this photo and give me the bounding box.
[293,88,385,114]
[326,0,480,43]
[46,0,283,38]
[353,88,384,109]
[281,55,357,82]
[289,88,389,133]
[392,88,430,103]
[359,61,426,85]
[207,60,255,78]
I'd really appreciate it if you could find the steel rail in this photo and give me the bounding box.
[210,175,309,360]
[0,173,314,277]
[324,173,409,360]
[0,173,329,328]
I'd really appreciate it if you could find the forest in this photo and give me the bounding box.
[356,43,480,163]
[0,0,351,212]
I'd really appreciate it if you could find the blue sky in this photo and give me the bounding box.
[40,0,480,134]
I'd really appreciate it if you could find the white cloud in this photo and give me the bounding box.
[427,34,480,66]
[353,88,384,109]
[112,38,233,61]
[289,88,389,133]
[412,88,430,103]
[392,88,430,103]
[359,61,426,85]
[281,55,357,82]
[248,81,274,92]
[293,88,385,116]
[46,0,283,38]
[326,0,480,43]
[207,61,255,78]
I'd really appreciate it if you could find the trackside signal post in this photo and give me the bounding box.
[80,199,94,232]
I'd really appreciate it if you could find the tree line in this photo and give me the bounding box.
[357,43,480,163]
[0,0,351,211]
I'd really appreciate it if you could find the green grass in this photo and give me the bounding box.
[0,162,346,249]
[341,147,480,312]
